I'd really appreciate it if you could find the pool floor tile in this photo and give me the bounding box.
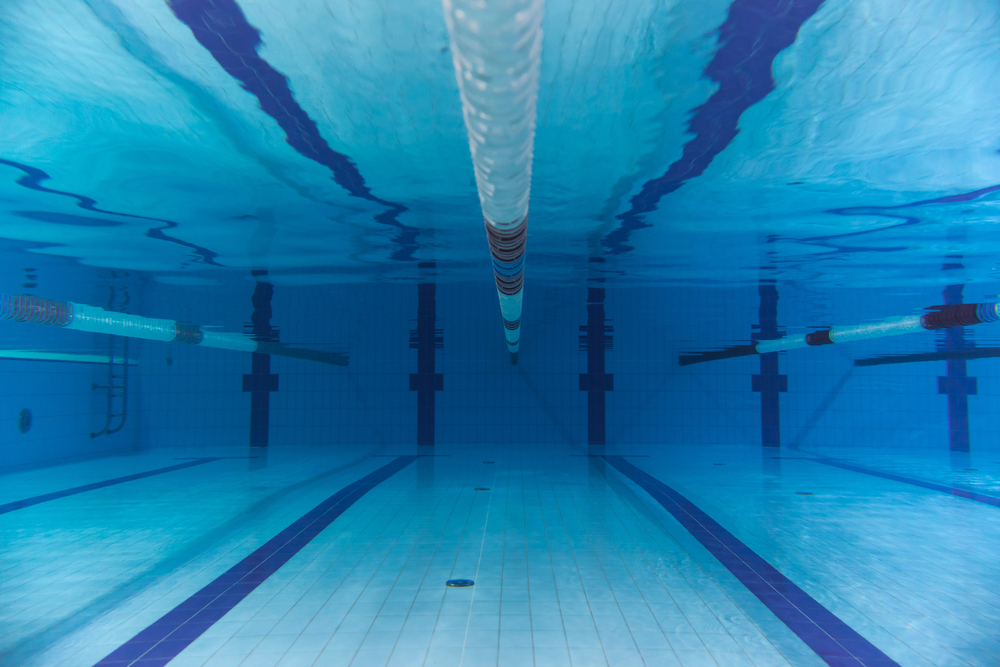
[3,445,1000,667]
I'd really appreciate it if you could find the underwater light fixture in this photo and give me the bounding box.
[0,294,347,366]
[680,303,1000,366]
[441,0,543,364]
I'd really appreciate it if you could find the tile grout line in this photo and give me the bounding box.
[458,455,500,666]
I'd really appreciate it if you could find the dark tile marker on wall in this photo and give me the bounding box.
[752,278,786,447]
[939,271,976,452]
[410,263,443,446]
[243,272,278,448]
[602,0,827,253]
[94,456,417,667]
[167,0,419,261]
[603,456,900,667]
[579,270,614,445]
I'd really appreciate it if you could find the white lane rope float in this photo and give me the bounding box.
[442,0,544,364]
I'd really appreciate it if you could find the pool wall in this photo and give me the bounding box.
[4,246,1000,471]
[129,275,1000,452]
[0,249,143,468]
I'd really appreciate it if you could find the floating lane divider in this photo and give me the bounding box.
[0,458,221,516]
[0,294,347,366]
[603,456,900,667]
[680,303,1000,366]
[94,455,417,667]
[441,0,543,364]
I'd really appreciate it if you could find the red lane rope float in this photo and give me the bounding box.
[172,322,205,344]
[484,217,527,296]
[0,294,72,327]
[921,303,997,330]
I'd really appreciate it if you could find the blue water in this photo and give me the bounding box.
[3,1,1000,666]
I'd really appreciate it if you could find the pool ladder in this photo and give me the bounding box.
[91,286,130,438]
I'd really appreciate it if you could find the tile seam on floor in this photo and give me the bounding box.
[92,455,418,667]
[590,466,764,664]
[389,456,484,664]
[603,455,900,667]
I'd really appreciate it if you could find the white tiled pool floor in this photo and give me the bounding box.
[2,444,999,667]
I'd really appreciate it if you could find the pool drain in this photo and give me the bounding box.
[474,487,490,491]
[446,579,474,588]
[796,492,814,496]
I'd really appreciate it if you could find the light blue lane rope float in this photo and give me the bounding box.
[680,303,1000,366]
[0,294,347,366]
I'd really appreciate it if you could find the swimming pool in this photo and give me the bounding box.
[2,1,1000,665]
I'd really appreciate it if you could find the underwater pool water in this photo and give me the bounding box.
[2,0,1000,666]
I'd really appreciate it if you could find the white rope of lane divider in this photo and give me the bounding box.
[442,0,544,362]
[0,294,346,365]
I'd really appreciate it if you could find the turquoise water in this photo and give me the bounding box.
[2,1,1000,666]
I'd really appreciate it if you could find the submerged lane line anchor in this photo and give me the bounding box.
[0,294,347,366]
[441,0,543,364]
[679,303,1000,366]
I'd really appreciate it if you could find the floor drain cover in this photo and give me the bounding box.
[796,492,814,496]
[964,468,979,471]
[484,461,495,464]
[446,579,475,588]
[474,487,490,491]
[713,463,725,466]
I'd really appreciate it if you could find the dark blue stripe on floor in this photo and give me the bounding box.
[810,458,1000,508]
[0,458,222,515]
[604,456,899,667]
[94,455,417,667]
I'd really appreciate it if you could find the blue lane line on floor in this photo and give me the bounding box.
[808,458,1000,508]
[0,458,222,516]
[604,456,899,667]
[94,455,418,667]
